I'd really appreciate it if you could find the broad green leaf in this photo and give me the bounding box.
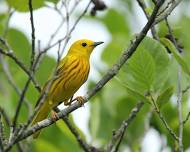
[127,45,156,91]
[88,97,101,141]
[141,37,170,91]
[36,121,82,152]
[35,55,56,86]
[45,0,59,4]
[100,9,130,35]
[101,9,131,66]
[160,37,190,76]
[102,35,130,65]
[7,28,30,66]
[35,139,62,152]
[6,0,44,12]
[89,80,121,144]
[118,81,151,104]
[156,86,174,107]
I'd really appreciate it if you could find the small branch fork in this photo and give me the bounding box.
[105,102,144,152]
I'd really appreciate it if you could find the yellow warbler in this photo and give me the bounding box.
[32,39,103,138]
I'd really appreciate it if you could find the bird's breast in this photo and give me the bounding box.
[50,57,90,103]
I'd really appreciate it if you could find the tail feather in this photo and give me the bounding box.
[32,101,50,138]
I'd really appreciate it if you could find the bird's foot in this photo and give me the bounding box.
[51,111,58,122]
[72,96,85,106]
[64,96,85,106]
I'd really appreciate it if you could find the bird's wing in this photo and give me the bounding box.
[34,57,68,107]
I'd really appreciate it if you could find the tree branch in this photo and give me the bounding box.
[149,93,179,141]
[62,116,94,152]
[29,0,36,70]
[0,47,41,92]
[154,0,183,25]
[165,18,183,151]
[105,102,144,152]
[136,0,159,40]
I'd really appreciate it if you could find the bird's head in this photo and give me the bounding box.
[68,39,104,57]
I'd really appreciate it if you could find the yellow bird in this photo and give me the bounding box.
[32,39,103,138]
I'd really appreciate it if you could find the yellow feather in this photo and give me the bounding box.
[31,39,103,138]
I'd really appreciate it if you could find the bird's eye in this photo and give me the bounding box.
[82,42,87,47]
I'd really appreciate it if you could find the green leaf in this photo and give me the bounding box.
[116,77,150,103]
[37,121,82,152]
[160,37,190,76]
[101,9,130,35]
[127,45,156,91]
[6,0,44,12]
[34,139,62,152]
[7,28,30,66]
[141,37,170,91]
[35,55,56,85]
[124,85,150,104]
[45,0,59,4]
[156,86,174,108]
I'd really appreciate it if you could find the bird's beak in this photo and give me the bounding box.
[92,41,104,47]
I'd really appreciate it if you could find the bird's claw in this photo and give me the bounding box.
[74,96,85,106]
[51,111,58,122]
[64,96,85,106]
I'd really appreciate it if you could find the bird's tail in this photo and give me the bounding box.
[32,100,51,139]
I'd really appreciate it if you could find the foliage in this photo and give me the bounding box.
[0,0,190,152]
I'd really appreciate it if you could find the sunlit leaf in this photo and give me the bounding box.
[127,45,156,91]
[160,37,190,76]
[156,86,174,108]
[45,0,59,4]
[6,0,44,12]
[7,28,30,66]
[34,139,62,152]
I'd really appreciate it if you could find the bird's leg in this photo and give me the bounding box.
[64,96,74,106]
[64,96,85,106]
[71,96,85,106]
[51,110,58,122]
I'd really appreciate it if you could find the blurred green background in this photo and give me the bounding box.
[0,0,190,152]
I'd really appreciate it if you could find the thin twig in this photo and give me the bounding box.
[182,85,190,94]
[29,0,36,70]
[63,116,92,152]
[183,112,190,124]
[12,78,31,130]
[136,0,159,40]
[177,66,183,152]
[0,47,41,92]
[53,106,94,152]
[3,8,14,38]
[0,107,11,126]
[154,0,183,25]
[0,56,33,116]
[165,18,183,152]
[105,102,144,152]
[157,111,179,141]
[12,0,37,132]
[150,94,179,141]
[42,0,91,55]
[0,114,5,151]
